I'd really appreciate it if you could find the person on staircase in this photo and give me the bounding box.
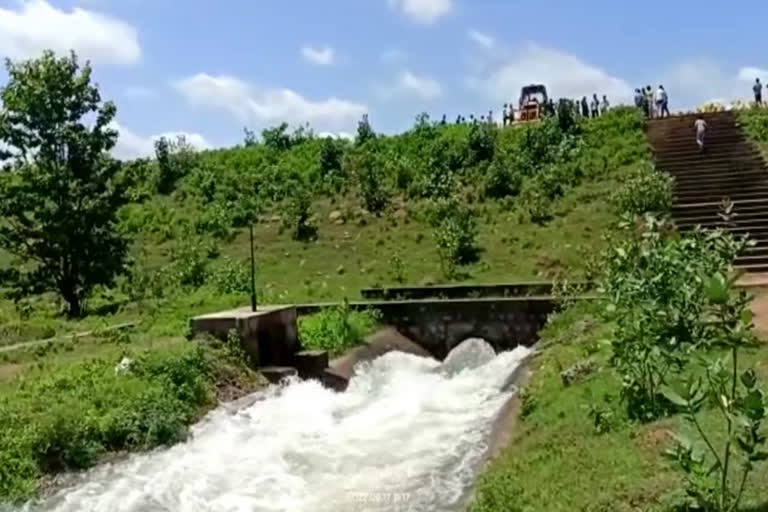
[656,85,670,118]
[590,94,600,118]
[694,115,708,153]
[754,78,763,106]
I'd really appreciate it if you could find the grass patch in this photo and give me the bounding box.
[472,300,768,512]
[0,339,264,503]
[298,304,380,356]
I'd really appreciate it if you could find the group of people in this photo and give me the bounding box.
[634,85,670,119]
[574,94,610,118]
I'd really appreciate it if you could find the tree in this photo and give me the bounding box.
[0,51,130,317]
[356,113,376,145]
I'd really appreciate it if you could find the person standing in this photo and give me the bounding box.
[502,104,508,126]
[581,96,589,117]
[754,78,763,105]
[601,95,610,115]
[645,86,655,118]
[590,94,600,118]
[656,85,669,118]
[694,115,708,152]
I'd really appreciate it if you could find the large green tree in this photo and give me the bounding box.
[0,51,129,317]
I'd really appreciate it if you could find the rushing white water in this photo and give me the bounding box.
[27,340,531,512]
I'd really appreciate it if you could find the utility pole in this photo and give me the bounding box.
[249,224,257,312]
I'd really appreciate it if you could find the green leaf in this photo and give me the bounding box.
[704,274,729,304]
[741,369,758,390]
[750,451,768,462]
[661,386,689,408]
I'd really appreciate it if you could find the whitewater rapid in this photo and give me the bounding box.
[28,339,531,512]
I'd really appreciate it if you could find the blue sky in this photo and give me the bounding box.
[1,0,768,158]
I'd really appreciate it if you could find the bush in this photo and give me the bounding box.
[430,197,480,277]
[298,302,380,355]
[0,342,250,502]
[282,184,317,241]
[211,257,253,295]
[600,215,748,420]
[613,163,673,217]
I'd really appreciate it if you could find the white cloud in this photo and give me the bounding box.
[377,71,443,101]
[659,59,766,109]
[0,0,140,65]
[737,66,768,83]
[123,86,155,99]
[111,122,211,160]
[468,30,494,49]
[388,0,452,24]
[468,43,632,104]
[301,45,335,66]
[173,73,367,131]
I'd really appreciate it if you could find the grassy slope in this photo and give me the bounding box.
[0,110,646,503]
[472,300,768,512]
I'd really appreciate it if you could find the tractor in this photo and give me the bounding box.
[516,84,549,123]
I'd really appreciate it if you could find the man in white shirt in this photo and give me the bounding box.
[656,85,669,118]
[694,116,707,152]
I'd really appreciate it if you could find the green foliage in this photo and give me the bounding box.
[738,108,768,142]
[430,197,480,277]
[298,302,380,355]
[613,162,673,217]
[0,51,130,317]
[155,135,198,194]
[600,215,749,420]
[354,151,391,214]
[662,274,766,512]
[0,342,257,502]
[356,113,376,145]
[282,183,317,241]
[210,257,253,295]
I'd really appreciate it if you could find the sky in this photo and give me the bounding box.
[1,0,768,159]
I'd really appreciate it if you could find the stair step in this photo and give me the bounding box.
[260,366,298,384]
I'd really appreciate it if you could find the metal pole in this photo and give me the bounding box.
[249,224,257,312]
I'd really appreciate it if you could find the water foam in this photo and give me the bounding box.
[28,341,531,512]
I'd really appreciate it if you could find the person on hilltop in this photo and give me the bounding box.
[601,95,610,115]
[581,96,589,117]
[656,85,670,118]
[645,85,655,118]
[634,88,644,110]
[590,94,600,118]
[754,78,763,105]
[487,110,494,124]
[694,115,708,152]
[502,104,508,126]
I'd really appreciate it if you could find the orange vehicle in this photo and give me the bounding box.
[516,84,548,123]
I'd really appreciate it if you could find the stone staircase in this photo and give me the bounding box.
[648,111,768,272]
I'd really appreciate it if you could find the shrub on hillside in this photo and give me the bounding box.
[613,163,673,217]
[600,215,748,420]
[427,197,480,277]
[298,302,380,355]
[155,135,199,195]
[282,184,317,241]
[0,342,255,502]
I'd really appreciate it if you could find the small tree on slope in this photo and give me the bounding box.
[0,51,129,317]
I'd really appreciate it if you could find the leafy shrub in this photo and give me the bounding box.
[663,273,766,512]
[211,257,253,295]
[356,114,376,145]
[600,215,748,420]
[0,342,252,502]
[430,198,480,277]
[155,135,198,195]
[298,302,380,355]
[355,152,391,214]
[468,122,496,164]
[613,163,673,217]
[282,184,317,241]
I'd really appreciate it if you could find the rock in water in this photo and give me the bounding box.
[440,338,496,376]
